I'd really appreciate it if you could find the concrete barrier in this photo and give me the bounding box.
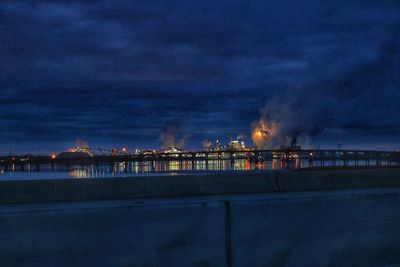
[0,178,147,204]
[0,201,226,267]
[1,168,400,204]
[144,172,278,197]
[2,168,400,266]
[2,189,400,266]
[231,189,400,266]
[0,172,279,204]
[280,168,400,192]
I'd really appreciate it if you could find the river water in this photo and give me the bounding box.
[0,158,390,181]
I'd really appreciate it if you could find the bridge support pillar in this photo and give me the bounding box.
[230,152,234,167]
[124,162,128,173]
[308,154,313,168]
[355,152,358,167]
[321,152,324,167]
[191,153,196,170]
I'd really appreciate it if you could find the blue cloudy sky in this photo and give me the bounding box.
[1,0,400,153]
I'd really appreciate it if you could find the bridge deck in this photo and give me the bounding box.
[0,149,399,166]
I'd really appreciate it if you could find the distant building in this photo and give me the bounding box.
[157,146,183,154]
[57,146,93,159]
[69,146,93,156]
[226,139,246,151]
[140,149,156,155]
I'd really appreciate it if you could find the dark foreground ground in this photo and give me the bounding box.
[1,168,400,266]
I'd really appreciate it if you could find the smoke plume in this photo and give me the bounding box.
[202,139,213,150]
[75,139,89,149]
[252,31,400,149]
[160,120,187,149]
[251,119,278,149]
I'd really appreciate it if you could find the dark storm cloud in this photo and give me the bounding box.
[0,0,399,153]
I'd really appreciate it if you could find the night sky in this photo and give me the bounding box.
[1,0,400,154]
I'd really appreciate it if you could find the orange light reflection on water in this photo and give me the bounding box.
[61,158,308,179]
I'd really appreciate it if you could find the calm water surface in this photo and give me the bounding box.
[0,159,386,181]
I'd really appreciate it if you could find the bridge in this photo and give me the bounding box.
[1,149,400,169]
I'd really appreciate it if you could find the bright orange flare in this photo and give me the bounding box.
[251,118,277,149]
